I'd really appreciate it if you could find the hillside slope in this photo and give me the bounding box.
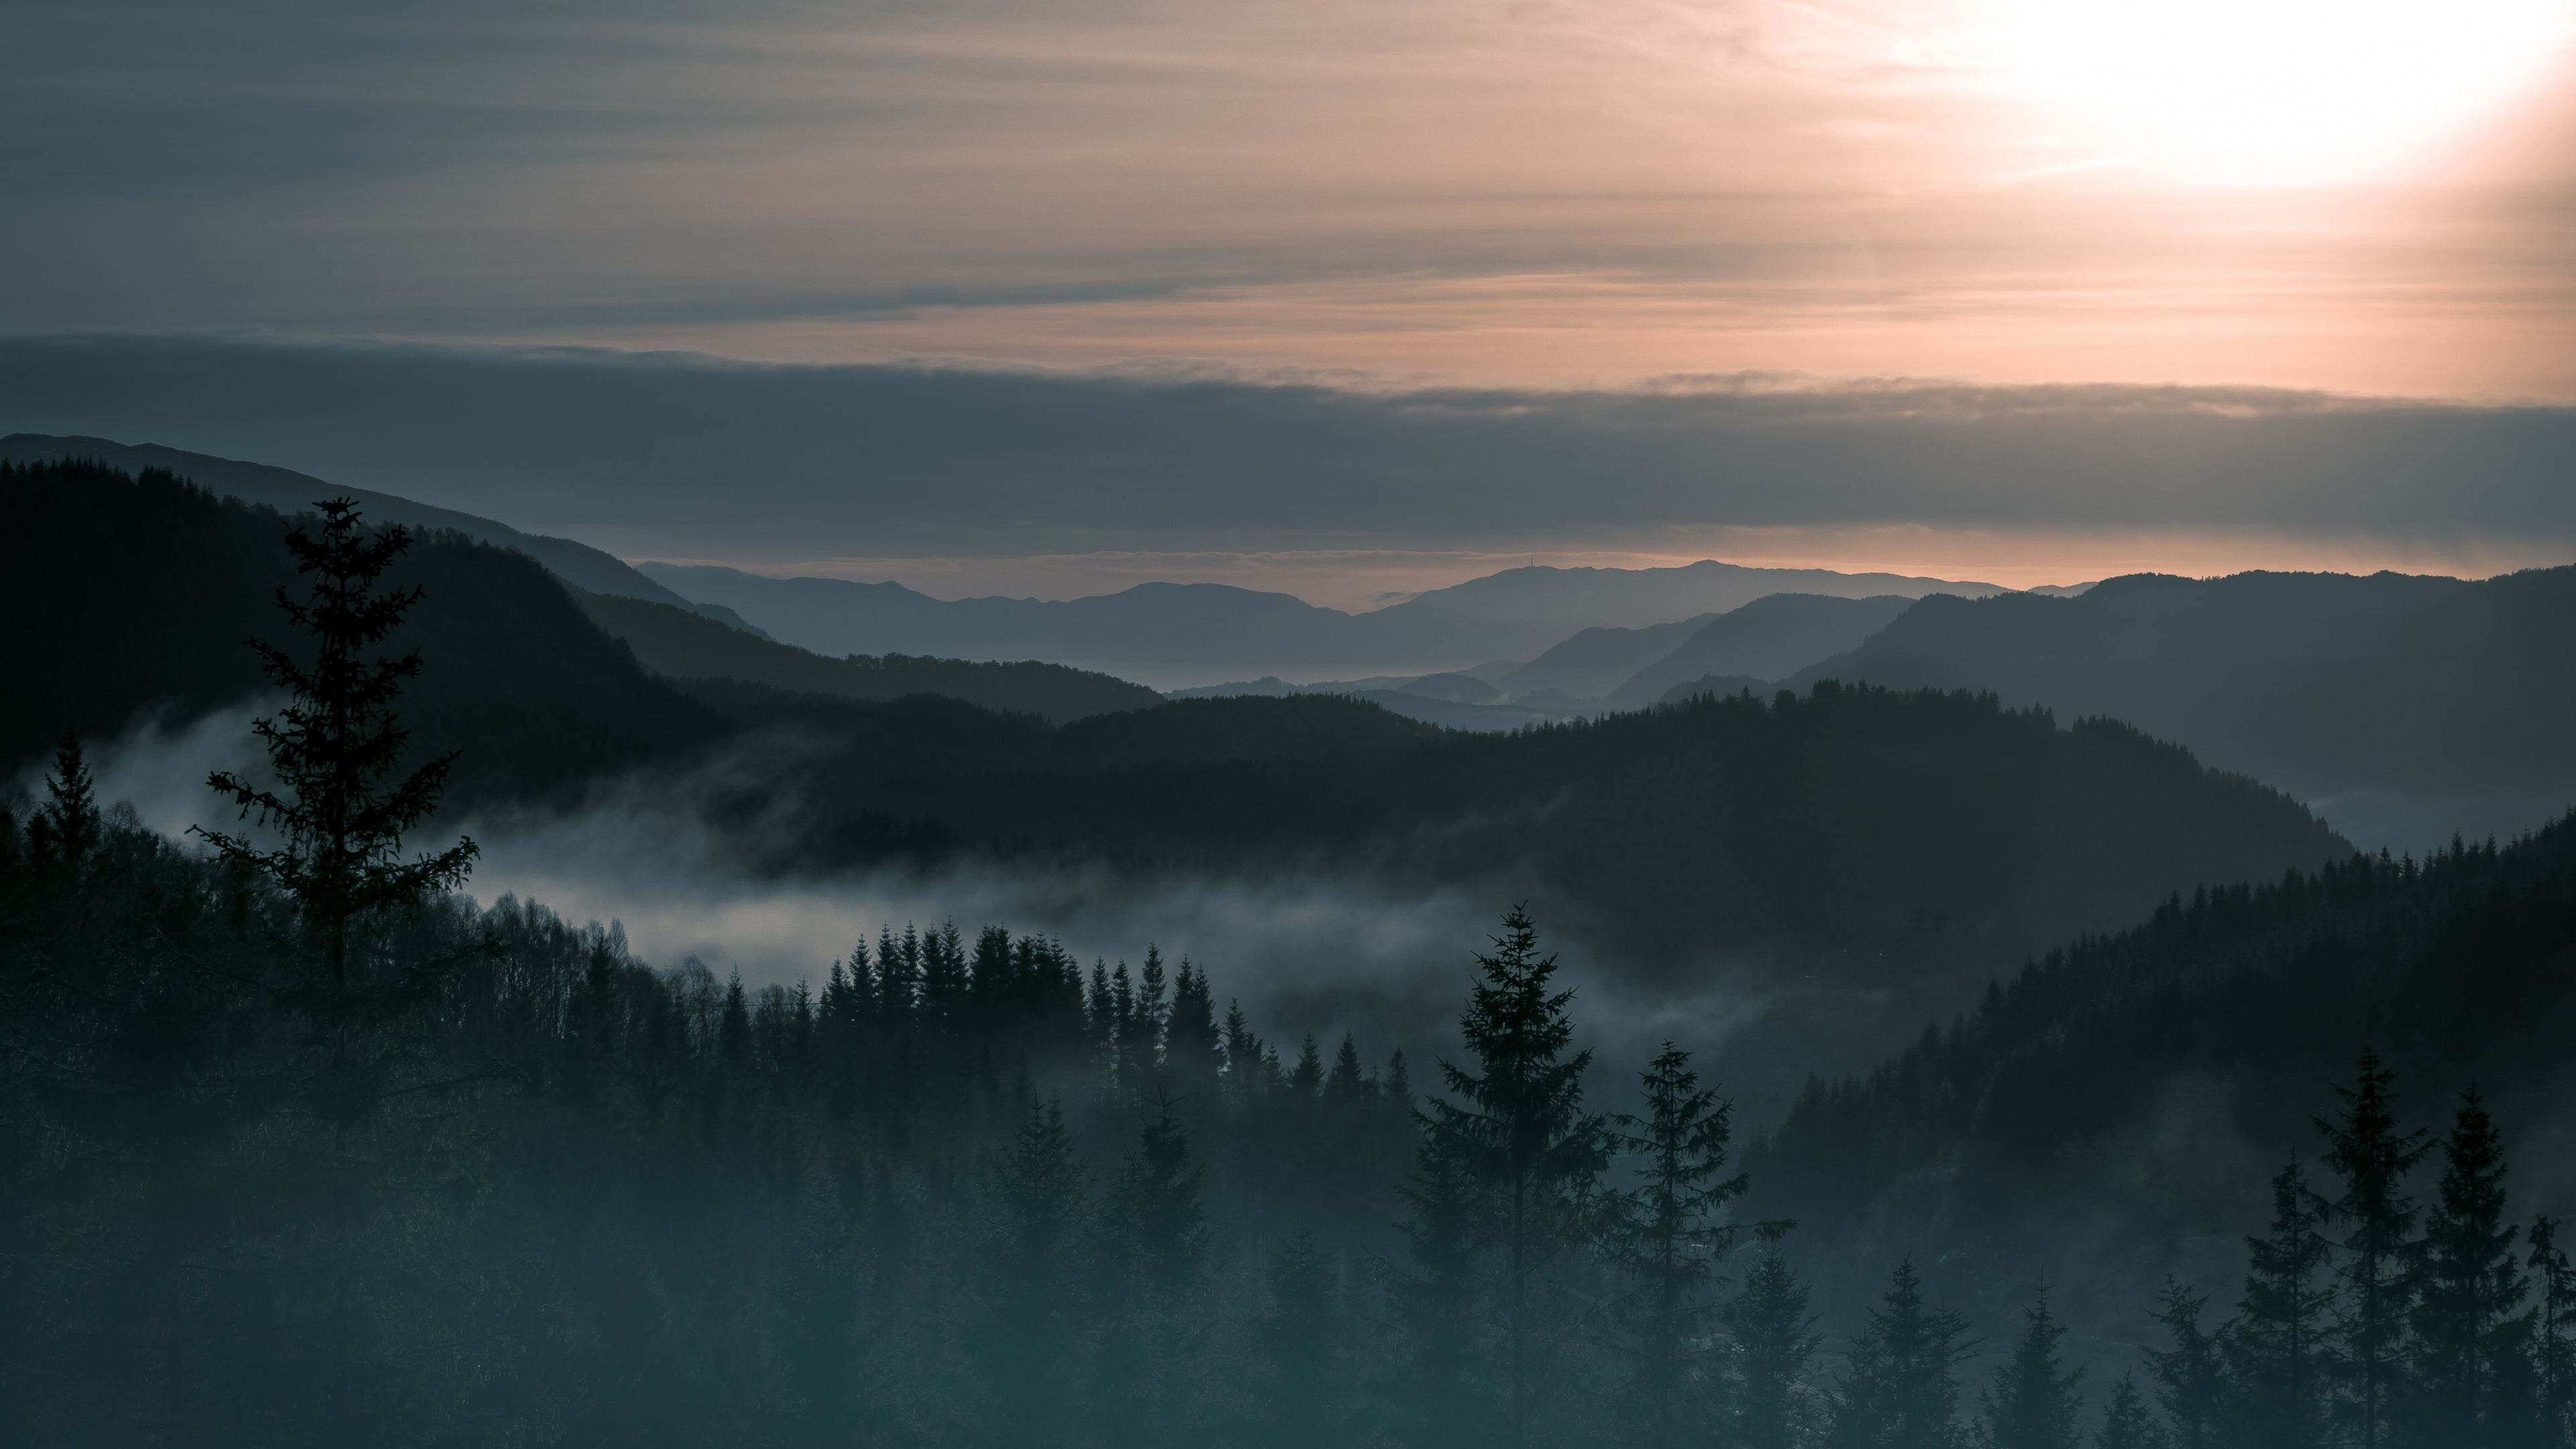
[1,459,724,804]
[572,588,1163,723]
[0,432,757,628]
[1745,812,2576,1332]
[1606,592,1914,707]
[1782,568,2576,815]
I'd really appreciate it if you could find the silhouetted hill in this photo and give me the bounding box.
[1780,570,2576,826]
[1,459,724,804]
[1606,593,1915,708]
[640,558,2008,681]
[1746,811,2576,1333]
[572,588,1163,723]
[1383,559,2007,637]
[0,432,765,632]
[686,680,2352,974]
[1495,614,1717,699]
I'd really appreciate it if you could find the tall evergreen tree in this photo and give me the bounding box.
[1982,1288,2084,1449]
[1165,961,1222,1092]
[1607,1042,1750,1449]
[2094,1374,2165,1449]
[984,1093,1087,1444]
[1106,1089,1208,1295]
[2226,1163,2337,1449]
[1257,1227,1342,1448]
[2320,1049,2434,1449]
[1729,1225,1825,1449]
[1424,905,1607,1446]
[1391,1126,1491,1449]
[23,732,101,883]
[195,499,478,994]
[1833,1256,1974,1449]
[2145,1276,2222,1449]
[2408,1087,2533,1448]
[2528,1216,2576,1449]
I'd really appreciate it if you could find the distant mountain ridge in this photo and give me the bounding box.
[572,588,1163,724]
[0,433,765,635]
[1604,593,1913,708]
[639,559,2010,684]
[1780,568,2576,826]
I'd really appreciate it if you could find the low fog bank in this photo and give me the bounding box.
[48,701,1872,1121]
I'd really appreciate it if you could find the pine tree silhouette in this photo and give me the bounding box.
[1607,1041,1750,1449]
[193,499,476,996]
[1982,1287,2083,1449]
[2409,1087,2534,1447]
[25,732,101,883]
[2318,1049,2433,1449]
[2145,1275,2221,1449]
[2092,1374,2161,1449]
[2226,1162,2336,1449]
[1831,1256,1973,1449]
[1426,904,1606,1446]
[1727,1224,1825,1449]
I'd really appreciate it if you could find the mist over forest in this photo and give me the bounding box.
[5,451,2575,1449]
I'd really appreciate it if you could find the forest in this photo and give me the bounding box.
[5,480,2575,1448]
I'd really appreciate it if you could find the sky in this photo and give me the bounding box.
[6,0,2574,598]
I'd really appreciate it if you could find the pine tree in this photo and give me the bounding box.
[2145,1276,2222,1449]
[2319,1049,2433,1449]
[25,732,102,883]
[2528,1215,2576,1449]
[2408,1087,2534,1448]
[1107,1090,1208,1295]
[1425,905,1607,1446]
[1833,1256,1974,1449]
[718,970,753,1072]
[1289,1034,1326,1102]
[1607,1042,1750,1449]
[193,500,477,995]
[2225,1163,2335,1449]
[1324,1032,1370,1113]
[1391,1126,1490,1449]
[1258,1227,1342,1448]
[2094,1374,2165,1449]
[1729,1225,1825,1449]
[984,1093,1087,1442]
[1165,961,1222,1092]
[1983,1289,2084,1449]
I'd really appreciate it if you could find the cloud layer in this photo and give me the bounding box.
[4,334,2570,596]
[7,1,2574,396]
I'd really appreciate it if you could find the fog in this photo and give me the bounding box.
[44,699,1828,1116]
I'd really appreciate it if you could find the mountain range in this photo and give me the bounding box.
[638,559,2010,686]
[1780,568,2576,845]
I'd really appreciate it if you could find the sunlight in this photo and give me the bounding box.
[1983,0,2575,182]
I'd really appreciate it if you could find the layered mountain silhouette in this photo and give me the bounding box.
[572,589,1163,724]
[1780,569,2576,814]
[1605,592,1914,707]
[639,559,2008,682]
[0,433,761,629]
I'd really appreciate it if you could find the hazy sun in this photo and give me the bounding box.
[1984,0,2575,182]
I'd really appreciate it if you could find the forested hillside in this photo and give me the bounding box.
[694,681,2351,966]
[572,587,1165,723]
[1750,813,2576,1332]
[1,459,724,804]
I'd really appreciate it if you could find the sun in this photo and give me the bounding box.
[1982,0,2575,183]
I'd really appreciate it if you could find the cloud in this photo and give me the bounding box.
[7,1,2572,396]
[3,334,2570,575]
